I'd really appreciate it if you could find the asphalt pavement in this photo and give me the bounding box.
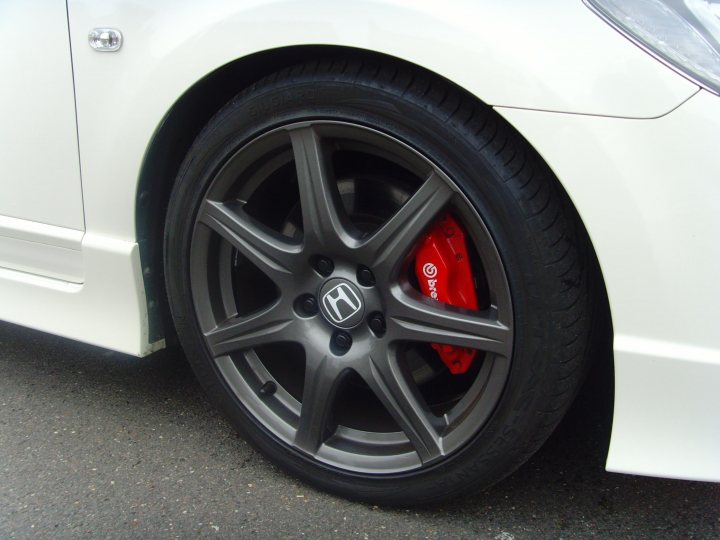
[0,321,717,539]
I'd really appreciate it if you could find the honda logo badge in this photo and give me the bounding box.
[322,283,362,323]
[317,279,365,328]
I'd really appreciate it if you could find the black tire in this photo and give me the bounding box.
[164,58,595,506]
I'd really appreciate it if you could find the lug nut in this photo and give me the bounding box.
[333,331,352,352]
[368,313,386,335]
[259,381,277,396]
[301,295,318,315]
[315,257,334,276]
[357,266,375,286]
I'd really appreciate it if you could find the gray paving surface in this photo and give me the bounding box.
[0,321,718,539]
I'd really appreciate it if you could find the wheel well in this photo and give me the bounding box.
[137,47,613,413]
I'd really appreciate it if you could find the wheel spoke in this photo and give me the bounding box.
[198,200,302,289]
[205,302,296,357]
[388,290,512,357]
[294,356,346,455]
[357,171,454,273]
[358,351,444,463]
[288,125,354,253]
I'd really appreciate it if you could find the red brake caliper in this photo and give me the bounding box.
[414,214,480,375]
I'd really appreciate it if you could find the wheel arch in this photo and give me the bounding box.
[136,47,613,423]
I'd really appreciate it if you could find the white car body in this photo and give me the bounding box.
[0,0,718,483]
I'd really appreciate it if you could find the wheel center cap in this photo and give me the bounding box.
[318,278,365,329]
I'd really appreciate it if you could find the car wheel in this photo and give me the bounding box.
[164,59,595,505]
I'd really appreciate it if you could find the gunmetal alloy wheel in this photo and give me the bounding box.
[190,120,513,473]
[165,59,595,505]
